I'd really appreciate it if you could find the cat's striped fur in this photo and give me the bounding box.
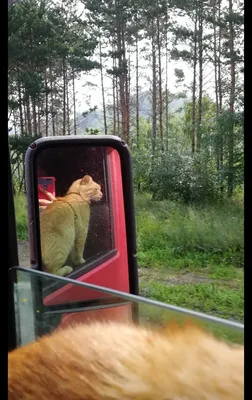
[39,175,102,276]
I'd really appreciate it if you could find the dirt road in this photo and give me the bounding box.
[17,240,229,287]
[18,241,30,266]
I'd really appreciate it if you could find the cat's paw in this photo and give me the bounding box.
[57,266,73,277]
[74,257,85,266]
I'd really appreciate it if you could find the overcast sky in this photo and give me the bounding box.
[72,0,236,113]
[73,6,196,113]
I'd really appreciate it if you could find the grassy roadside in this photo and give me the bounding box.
[135,193,244,324]
[14,192,244,330]
[14,194,28,241]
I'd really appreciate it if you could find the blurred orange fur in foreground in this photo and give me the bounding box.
[8,321,244,400]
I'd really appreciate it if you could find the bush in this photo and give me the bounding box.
[148,151,219,204]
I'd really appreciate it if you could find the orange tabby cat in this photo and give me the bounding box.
[39,175,102,276]
[8,321,244,400]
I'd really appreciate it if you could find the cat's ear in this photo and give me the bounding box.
[81,175,92,185]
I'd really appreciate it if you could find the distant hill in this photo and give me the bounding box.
[76,91,189,134]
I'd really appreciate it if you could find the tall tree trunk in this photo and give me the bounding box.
[56,114,59,136]
[218,0,224,193]
[123,32,130,139]
[213,0,219,116]
[23,97,28,134]
[49,64,56,136]
[127,52,131,138]
[136,34,140,148]
[196,5,203,152]
[213,0,220,173]
[228,0,235,196]
[119,68,127,141]
[26,97,32,135]
[38,104,41,135]
[72,72,77,135]
[45,69,49,137]
[165,10,169,151]
[62,58,67,135]
[157,15,163,149]
[151,19,157,156]
[191,13,198,154]
[99,38,108,135]
[218,0,223,113]
[13,111,17,136]
[116,76,120,134]
[17,76,24,135]
[112,46,116,134]
[32,98,37,135]
[66,70,70,135]
[116,1,128,142]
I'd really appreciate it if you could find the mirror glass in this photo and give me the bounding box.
[34,145,118,277]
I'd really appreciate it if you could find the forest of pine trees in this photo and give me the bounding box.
[8,0,244,201]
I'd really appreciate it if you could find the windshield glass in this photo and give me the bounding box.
[10,267,243,349]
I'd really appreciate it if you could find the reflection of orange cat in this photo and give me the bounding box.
[8,321,244,400]
[39,175,102,276]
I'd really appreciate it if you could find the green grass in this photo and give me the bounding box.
[14,194,28,241]
[140,281,244,322]
[14,192,244,341]
[135,192,244,331]
[135,193,244,270]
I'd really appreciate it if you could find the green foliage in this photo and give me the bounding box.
[130,94,243,203]
[14,194,28,241]
[183,95,216,135]
[215,110,244,186]
[85,128,100,135]
[9,133,42,159]
[9,133,42,193]
[8,0,99,136]
[131,117,153,191]
[135,193,244,270]
[131,111,220,204]
[149,151,219,203]
[82,106,98,118]
[136,192,243,326]
[140,281,244,322]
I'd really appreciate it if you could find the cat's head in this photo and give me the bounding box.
[78,175,103,202]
